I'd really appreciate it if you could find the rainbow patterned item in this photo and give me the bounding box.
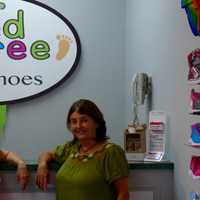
[181,0,200,36]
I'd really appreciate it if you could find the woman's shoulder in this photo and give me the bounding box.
[102,142,125,156]
[101,142,128,172]
[63,140,78,147]
[104,142,124,151]
[55,140,78,153]
[54,140,78,162]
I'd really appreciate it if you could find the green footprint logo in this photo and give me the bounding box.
[56,35,72,61]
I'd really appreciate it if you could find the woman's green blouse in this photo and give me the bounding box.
[54,141,128,200]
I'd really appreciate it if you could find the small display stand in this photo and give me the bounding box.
[124,124,146,161]
[144,111,166,162]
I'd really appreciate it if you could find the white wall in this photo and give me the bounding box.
[1,0,126,160]
[125,0,200,199]
[1,0,197,199]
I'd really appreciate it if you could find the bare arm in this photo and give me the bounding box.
[0,150,29,190]
[36,151,56,191]
[113,177,129,200]
[0,150,7,161]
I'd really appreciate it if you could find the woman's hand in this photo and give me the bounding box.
[35,162,49,191]
[35,151,55,191]
[16,162,29,191]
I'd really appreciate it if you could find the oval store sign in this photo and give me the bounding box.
[0,0,81,104]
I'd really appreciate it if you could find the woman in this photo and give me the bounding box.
[36,99,129,200]
[0,149,29,190]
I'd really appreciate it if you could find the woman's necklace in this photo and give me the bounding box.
[79,143,98,154]
[70,141,107,162]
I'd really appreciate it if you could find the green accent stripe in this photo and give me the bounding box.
[0,105,7,135]
[0,161,174,171]
[128,161,174,170]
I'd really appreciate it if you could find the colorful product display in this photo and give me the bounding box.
[189,155,200,179]
[189,123,200,146]
[182,2,200,195]
[190,89,200,113]
[181,0,200,36]
[187,49,200,83]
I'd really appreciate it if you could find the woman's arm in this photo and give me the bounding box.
[36,151,56,191]
[0,149,7,160]
[0,150,29,190]
[113,177,129,200]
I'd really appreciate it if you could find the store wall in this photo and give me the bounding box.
[125,0,199,199]
[1,0,197,199]
[0,0,126,161]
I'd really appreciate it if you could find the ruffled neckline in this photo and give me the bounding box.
[69,142,113,162]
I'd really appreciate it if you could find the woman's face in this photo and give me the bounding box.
[69,111,98,141]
